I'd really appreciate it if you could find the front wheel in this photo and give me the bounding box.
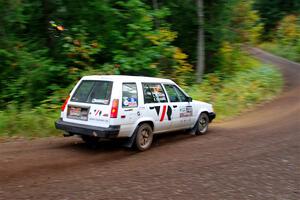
[195,113,209,135]
[135,124,153,151]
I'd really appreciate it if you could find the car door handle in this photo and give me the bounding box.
[173,105,178,108]
[124,109,133,111]
[149,106,155,110]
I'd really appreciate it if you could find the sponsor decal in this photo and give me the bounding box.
[93,109,102,116]
[89,117,108,122]
[152,105,173,122]
[179,106,193,118]
[160,105,167,121]
[89,109,104,121]
[123,97,137,107]
[167,106,172,120]
[155,106,160,116]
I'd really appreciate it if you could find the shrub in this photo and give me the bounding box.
[0,104,60,138]
[187,64,283,120]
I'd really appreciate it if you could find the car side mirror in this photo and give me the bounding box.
[187,97,193,102]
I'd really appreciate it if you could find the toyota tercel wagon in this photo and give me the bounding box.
[55,75,215,151]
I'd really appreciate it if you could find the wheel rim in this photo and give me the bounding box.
[139,128,151,148]
[198,116,208,132]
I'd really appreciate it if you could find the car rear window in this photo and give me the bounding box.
[71,80,113,105]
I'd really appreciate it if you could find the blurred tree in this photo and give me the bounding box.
[0,0,195,107]
[196,0,205,83]
[254,0,300,39]
[0,0,294,109]
[230,0,263,44]
[158,0,198,63]
[276,15,300,45]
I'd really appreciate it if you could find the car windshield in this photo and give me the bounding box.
[71,80,113,105]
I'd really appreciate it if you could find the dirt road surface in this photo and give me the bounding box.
[0,48,299,200]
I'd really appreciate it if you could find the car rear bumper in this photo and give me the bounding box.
[55,119,120,138]
[208,112,216,122]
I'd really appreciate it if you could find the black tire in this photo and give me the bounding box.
[195,113,209,135]
[81,135,100,148]
[135,123,153,151]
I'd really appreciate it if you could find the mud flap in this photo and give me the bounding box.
[190,114,201,135]
[189,125,197,135]
[121,127,138,148]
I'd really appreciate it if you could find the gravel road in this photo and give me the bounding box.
[0,48,299,200]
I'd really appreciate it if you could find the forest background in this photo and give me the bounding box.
[0,0,299,137]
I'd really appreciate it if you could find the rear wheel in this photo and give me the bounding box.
[81,135,100,148]
[135,123,153,151]
[195,113,209,135]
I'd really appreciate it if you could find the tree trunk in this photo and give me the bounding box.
[152,0,160,28]
[196,0,205,83]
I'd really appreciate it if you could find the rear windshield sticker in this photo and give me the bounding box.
[92,99,108,104]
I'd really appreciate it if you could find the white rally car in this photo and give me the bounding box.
[55,75,215,150]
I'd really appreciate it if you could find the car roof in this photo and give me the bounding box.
[81,75,175,84]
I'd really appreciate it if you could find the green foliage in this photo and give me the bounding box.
[62,26,103,80]
[229,0,263,44]
[0,42,65,108]
[259,15,300,62]
[0,0,289,137]
[215,42,261,77]
[161,0,198,62]
[0,104,59,138]
[203,0,239,71]
[260,42,300,62]
[254,0,300,38]
[0,0,193,107]
[276,15,300,46]
[187,63,283,120]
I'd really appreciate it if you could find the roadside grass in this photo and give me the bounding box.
[259,42,300,62]
[0,55,283,138]
[187,62,283,120]
[0,105,60,138]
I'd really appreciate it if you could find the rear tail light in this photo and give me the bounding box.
[61,96,70,111]
[110,99,119,118]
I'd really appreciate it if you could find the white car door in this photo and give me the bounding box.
[163,84,182,130]
[163,84,193,129]
[140,83,171,133]
[175,86,194,128]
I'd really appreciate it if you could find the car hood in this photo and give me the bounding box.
[193,100,214,112]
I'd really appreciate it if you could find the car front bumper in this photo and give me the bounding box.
[208,112,216,122]
[55,119,120,138]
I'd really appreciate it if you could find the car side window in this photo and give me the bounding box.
[122,83,138,107]
[164,84,181,102]
[164,84,189,102]
[174,86,189,102]
[142,83,167,103]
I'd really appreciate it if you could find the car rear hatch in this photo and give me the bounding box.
[63,80,113,128]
